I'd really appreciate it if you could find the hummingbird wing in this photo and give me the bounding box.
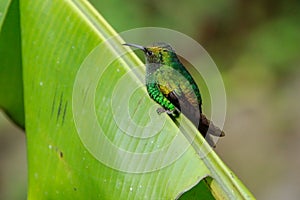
[157,82,201,126]
[155,66,201,124]
[167,90,181,111]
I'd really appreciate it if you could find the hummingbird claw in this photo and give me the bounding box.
[156,107,178,116]
[156,107,166,115]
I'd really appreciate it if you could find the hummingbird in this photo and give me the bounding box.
[123,42,225,147]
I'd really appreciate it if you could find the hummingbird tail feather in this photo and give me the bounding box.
[198,113,225,138]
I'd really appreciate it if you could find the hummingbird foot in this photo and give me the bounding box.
[156,107,180,117]
[156,107,170,115]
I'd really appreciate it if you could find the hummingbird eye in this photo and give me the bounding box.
[145,50,153,56]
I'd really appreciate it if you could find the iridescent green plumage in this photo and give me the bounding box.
[124,42,224,147]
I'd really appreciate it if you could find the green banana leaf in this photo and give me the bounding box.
[0,0,255,199]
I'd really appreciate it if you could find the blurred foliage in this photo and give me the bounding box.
[90,0,300,73]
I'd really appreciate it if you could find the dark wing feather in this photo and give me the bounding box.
[166,90,181,112]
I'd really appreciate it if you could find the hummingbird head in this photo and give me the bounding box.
[123,42,177,65]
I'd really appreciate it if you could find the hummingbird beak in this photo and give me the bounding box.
[123,43,146,52]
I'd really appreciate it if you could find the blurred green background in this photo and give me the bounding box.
[1,0,300,199]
